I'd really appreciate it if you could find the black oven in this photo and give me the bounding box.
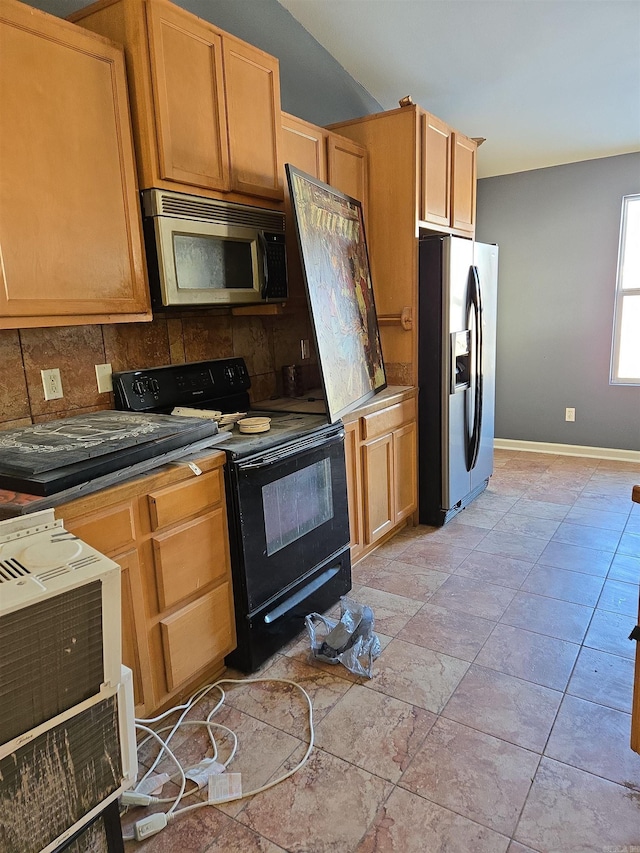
[113,358,352,673]
[226,424,350,672]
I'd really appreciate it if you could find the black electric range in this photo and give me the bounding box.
[112,358,335,461]
[113,358,352,673]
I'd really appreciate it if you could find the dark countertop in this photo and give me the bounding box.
[254,385,416,419]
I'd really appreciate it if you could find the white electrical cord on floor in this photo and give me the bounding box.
[121,677,315,842]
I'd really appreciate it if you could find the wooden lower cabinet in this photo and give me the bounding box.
[344,389,418,563]
[57,451,235,717]
[362,433,394,544]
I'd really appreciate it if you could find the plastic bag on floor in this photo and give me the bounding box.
[305,596,381,678]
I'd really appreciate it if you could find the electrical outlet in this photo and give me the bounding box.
[95,362,113,394]
[300,339,310,360]
[41,368,63,401]
[565,407,576,422]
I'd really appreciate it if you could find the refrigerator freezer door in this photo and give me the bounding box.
[470,242,499,493]
[442,237,475,509]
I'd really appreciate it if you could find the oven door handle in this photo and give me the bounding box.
[238,429,345,469]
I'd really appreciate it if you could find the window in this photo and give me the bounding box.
[611,194,640,385]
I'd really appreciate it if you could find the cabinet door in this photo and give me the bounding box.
[160,583,235,691]
[393,420,417,524]
[420,112,451,227]
[281,113,327,182]
[152,509,230,611]
[146,0,230,191]
[281,113,327,300]
[327,134,368,217]
[362,433,394,544]
[224,35,283,200]
[0,0,150,328]
[343,419,365,560]
[118,548,150,713]
[451,132,477,233]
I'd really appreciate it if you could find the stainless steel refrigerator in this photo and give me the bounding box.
[418,235,499,525]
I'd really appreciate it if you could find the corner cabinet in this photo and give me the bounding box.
[57,451,236,718]
[0,0,150,329]
[329,105,476,385]
[343,388,417,564]
[70,0,284,203]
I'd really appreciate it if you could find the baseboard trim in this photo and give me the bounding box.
[494,438,640,464]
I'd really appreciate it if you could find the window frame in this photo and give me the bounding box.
[610,193,640,386]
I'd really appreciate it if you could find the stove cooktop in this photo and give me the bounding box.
[113,358,335,462]
[197,409,332,460]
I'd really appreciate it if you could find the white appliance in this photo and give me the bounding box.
[0,510,137,853]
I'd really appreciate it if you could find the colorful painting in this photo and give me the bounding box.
[286,165,386,422]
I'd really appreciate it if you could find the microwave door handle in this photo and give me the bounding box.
[258,232,269,298]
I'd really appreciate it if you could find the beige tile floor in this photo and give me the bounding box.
[123,450,640,853]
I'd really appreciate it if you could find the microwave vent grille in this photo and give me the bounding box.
[154,191,285,233]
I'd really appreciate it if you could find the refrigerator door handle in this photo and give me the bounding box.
[466,265,483,471]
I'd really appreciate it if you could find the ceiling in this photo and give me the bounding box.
[277,0,640,178]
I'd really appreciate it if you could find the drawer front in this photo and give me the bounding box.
[160,583,234,691]
[65,503,135,556]
[153,508,229,611]
[361,398,416,440]
[148,468,223,530]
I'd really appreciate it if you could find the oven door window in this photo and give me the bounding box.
[262,457,333,556]
[173,233,253,291]
[234,434,350,613]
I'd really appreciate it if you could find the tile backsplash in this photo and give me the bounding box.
[0,306,318,431]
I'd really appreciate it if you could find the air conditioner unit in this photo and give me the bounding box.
[0,510,137,853]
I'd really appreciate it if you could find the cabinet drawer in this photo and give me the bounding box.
[148,468,223,530]
[153,508,230,611]
[65,504,135,556]
[361,398,416,440]
[160,583,234,691]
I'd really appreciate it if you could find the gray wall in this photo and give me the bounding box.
[476,153,640,451]
[31,0,382,124]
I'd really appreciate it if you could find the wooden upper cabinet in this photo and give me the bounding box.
[146,0,229,191]
[70,0,283,203]
[327,133,368,218]
[420,111,452,227]
[0,0,150,329]
[281,113,327,183]
[224,35,283,200]
[420,111,476,233]
[451,131,477,233]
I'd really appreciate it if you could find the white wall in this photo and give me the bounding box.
[476,153,640,451]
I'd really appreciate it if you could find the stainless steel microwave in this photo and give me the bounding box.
[141,189,288,308]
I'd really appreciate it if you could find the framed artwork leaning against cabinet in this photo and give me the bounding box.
[286,164,386,422]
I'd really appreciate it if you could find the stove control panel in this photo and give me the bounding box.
[113,358,251,412]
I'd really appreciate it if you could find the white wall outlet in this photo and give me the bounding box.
[41,368,63,401]
[95,362,113,394]
[565,407,576,422]
[300,339,310,360]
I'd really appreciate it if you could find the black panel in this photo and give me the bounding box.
[226,546,351,673]
[0,582,104,745]
[52,800,123,853]
[418,237,446,526]
[0,411,218,495]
